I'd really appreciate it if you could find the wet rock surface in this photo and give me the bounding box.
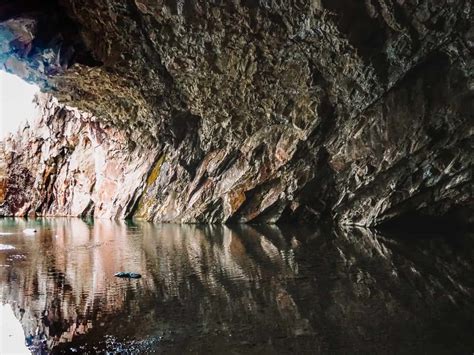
[0,1,473,225]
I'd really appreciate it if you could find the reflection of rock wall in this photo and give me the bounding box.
[0,219,153,352]
[0,95,157,218]
[1,220,473,353]
[314,228,474,354]
[0,220,303,353]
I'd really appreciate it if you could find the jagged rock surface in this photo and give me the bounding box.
[0,95,157,218]
[0,0,472,225]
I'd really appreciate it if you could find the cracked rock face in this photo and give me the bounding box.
[0,95,157,218]
[0,0,472,225]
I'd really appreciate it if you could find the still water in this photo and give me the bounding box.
[0,218,473,354]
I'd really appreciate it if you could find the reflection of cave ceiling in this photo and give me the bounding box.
[0,1,473,224]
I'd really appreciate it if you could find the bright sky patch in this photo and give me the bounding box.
[0,70,39,138]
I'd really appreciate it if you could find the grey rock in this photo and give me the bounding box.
[0,0,472,226]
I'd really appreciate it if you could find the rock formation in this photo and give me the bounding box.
[0,95,156,218]
[0,0,472,225]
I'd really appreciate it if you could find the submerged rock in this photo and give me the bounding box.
[23,229,37,235]
[114,272,142,279]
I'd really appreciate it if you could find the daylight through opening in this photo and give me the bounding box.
[0,70,39,139]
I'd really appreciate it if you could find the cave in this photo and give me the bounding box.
[0,1,473,353]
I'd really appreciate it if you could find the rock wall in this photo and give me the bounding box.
[0,142,6,202]
[0,95,157,218]
[0,1,472,225]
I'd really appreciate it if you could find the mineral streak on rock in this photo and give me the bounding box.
[0,142,6,202]
[0,1,472,226]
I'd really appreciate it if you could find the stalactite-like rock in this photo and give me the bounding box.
[0,1,472,225]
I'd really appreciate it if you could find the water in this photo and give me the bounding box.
[0,218,473,354]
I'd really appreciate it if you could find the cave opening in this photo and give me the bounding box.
[0,70,39,138]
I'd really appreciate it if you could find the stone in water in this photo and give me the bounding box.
[114,272,141,279]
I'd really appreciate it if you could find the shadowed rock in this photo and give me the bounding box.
[0,1,472,226]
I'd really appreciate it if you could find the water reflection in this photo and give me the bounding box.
[0,219,473,354]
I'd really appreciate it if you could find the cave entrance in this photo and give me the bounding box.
[0,70,39,139]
